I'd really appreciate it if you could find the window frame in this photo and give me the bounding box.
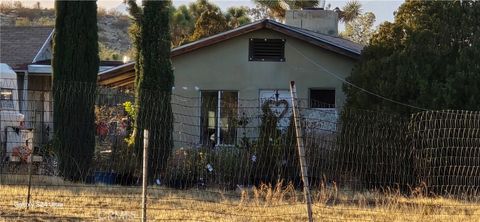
[248,38,286,62]
[200,90,239,147]
[309,88,336,109]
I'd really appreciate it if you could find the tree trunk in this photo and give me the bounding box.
[52,1,99,181]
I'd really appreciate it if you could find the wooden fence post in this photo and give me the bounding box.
[289,81,314,222]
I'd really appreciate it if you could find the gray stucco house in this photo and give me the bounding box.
[99,9,363,148]
[0,26,123,145]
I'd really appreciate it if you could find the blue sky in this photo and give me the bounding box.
[18,0,404,30]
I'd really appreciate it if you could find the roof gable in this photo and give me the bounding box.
[0,26,53,70]
[172,19,363,59]
[99,19,363,87]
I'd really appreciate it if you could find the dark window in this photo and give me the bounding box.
[310,89,335,108]
[249,38,285,62]
[200,91,238,147]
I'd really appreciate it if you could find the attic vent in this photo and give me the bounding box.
[249,38,285,62]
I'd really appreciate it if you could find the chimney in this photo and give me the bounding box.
[285,9,339,36]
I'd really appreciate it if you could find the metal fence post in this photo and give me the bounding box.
[26,109,38,210]
[142,130,149,222]
[289,81,314,222]
[26,148,33,210]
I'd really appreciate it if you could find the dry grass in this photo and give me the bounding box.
[0,176,479,221]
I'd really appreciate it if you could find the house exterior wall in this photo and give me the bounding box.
[24,75,52,146]
[173,29,355,105]
[170,29,357,148]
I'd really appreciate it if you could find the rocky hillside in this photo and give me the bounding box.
[0,7,132,60]
[97,14,132,59]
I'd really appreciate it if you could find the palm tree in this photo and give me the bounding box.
[225,6,251,28]
[252,0,319,21]
[189,0,221,19]
[336,0,362,23]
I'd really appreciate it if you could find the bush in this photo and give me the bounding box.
[164,147,255,190]
[305,132,337,188]
[211,147,252,189]
[164,148,213,189]
[250,111,300,187]
[335,109,414,192]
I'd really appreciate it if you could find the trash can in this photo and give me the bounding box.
[94,171,117,185]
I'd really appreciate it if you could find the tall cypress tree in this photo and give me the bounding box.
[52,1,99,181]
[128,0,174,182]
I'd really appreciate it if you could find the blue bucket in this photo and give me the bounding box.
[94,171,117,185]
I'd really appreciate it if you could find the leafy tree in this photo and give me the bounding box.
[170,5,195,47]
[341,12,376,45]
[169,1,254,45]
[252,0,318,21]
[128,0,174,182]
[249,4,276,20]
[344,0,480,115]
[225,6,251,28]
[189,1,228,42]
[337,0,376,45]
[169,0,233,44]
[188,0,219,19]
[52,1,99,181]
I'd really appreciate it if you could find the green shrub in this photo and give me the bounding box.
[250,107,300,186]
[212,147,252,189]
[164,148,213,189]
[335,109,414,191]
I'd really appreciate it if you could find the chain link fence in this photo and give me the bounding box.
[0,82,479,221]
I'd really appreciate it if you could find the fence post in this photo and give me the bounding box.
[26,110,38,210]
[289,81,313,222]
[26,144,34,210]
[142,130,149,222]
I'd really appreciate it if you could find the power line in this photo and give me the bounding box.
[285,42,429,111]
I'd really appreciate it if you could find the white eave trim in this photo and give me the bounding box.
[28,64,51,74]
[32,29,54,63]
[28,64,115,74]
[98,62,134,75]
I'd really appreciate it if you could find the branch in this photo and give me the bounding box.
[127,0,143,24]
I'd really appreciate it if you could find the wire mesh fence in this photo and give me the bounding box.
[0,82,479,221]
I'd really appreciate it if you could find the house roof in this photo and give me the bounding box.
[99,19,363,88]
[0,26,54,70]
[172,19,363,59]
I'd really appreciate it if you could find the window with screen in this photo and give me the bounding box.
[310,89,335,108]
[0,88,14,110]
[249,38,285,62]
[200,91,238,147]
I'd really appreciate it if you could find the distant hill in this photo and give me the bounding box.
[0,5,132,60]
[114,3,129,15]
